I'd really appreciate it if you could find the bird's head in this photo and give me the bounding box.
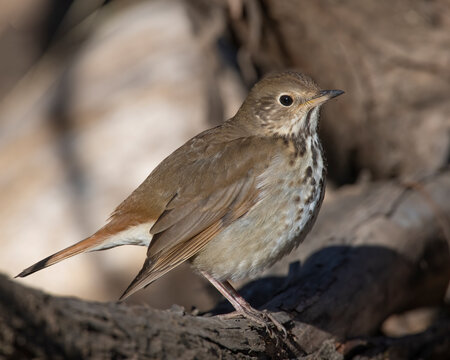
[236,71,344,137]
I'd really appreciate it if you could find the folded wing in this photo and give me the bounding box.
[119,136,274,300]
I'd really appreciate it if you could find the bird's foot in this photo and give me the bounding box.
[200,274,288,339]
[219,308,287,339]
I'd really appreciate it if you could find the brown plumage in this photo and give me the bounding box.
[17,71,344,335]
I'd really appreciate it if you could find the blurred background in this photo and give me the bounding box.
[0,0,448,326]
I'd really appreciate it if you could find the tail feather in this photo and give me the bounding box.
[16,217,154,279]
[119,258,155,301]
[16,232,107,278]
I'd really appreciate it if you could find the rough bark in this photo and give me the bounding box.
[1,171,449,359]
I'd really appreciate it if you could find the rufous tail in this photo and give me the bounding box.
[15,231,109,278]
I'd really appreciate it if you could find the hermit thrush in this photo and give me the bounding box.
[17,71,343,335]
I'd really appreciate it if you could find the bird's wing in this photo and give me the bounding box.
[119,135,277,300]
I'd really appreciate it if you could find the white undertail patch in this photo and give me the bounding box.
[89,222,154,251]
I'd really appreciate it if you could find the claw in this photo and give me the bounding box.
[218,309,287,339]
[262,310,288,338]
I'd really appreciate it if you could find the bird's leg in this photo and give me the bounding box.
[200,270,287,337]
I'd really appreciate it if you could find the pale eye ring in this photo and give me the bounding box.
[279,94,293,106]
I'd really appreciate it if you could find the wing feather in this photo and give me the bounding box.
[119,133,279,299]
[148,177,248,254]
[120,176,260,300]
[120,220,222,299]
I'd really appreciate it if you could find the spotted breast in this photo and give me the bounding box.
[192,118,326,281]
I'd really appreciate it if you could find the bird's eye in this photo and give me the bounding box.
[279,94,293,106]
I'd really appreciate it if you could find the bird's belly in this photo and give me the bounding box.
[192,166,324,281]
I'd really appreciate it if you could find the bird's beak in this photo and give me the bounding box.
[307,89,344,107]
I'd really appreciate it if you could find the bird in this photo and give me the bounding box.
[17,71,343,335]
